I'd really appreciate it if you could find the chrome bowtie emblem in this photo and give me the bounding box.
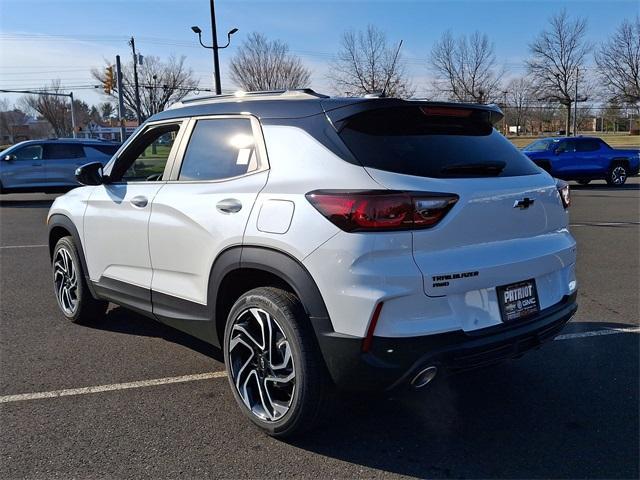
[514,197,535,209]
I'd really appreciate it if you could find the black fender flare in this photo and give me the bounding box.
[208,245,339,362]
[48,213,98,298]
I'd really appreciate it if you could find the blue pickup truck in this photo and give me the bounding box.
[522,136,639,186]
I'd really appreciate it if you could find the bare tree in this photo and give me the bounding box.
[527,9,591,134]
[429,31,502,103]
[0,99,29,144]
[595,16,640,113]
[505,77,535,135]
[229,33,311,91]
[329,25,413,98]
[92,55,198,119]
[99,102,115,121]
[20,80,90,137]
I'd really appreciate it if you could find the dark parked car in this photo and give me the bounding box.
[0,138,120,193]
[522,136,639,186]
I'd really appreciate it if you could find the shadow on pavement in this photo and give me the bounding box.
[286,321,638,479]
[80,308,639,478]
[85,306,224,363]
[0,198,55,208]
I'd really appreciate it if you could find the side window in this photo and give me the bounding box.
[44,144,85,160]
[84,145,119,157]
[576,139,600,152]
[556,140,576,153]
[110,123,181,182]
[178,118,258,181]
[13,145,43,160]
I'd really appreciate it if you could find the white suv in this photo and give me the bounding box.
[48,90,578,437]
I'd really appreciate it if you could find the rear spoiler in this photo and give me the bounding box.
[322,98,504,128]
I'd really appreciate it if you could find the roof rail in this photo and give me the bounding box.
[179,88,329,105]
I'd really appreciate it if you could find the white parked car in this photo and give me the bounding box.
[48,90,578,437]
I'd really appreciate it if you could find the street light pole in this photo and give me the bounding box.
[191,1,238,95]
[209,0,222,94]
[129,37,143,124]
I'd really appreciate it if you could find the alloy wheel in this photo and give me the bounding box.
[53,247,78,316]
[228,307,296,422]
[611,166,627,185]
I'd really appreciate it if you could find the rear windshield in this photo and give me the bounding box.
[338,107,539,178]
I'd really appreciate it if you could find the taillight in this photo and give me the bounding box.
[305,190,458,232]
[556,179,571,209]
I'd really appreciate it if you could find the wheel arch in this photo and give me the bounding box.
[610,157,630,169]
[209,246,333,349]
[48,214,97,298]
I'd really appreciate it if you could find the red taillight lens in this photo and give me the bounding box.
[306,190,458,232]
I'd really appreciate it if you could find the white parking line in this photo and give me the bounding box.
[0,371,227,404]
[570,221,640,227]
[553,326,640,340]
[0,326,638,405]
[0,244,47,249]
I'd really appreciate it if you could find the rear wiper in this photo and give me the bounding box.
[440,161,506,177]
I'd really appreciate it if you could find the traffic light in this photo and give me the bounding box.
[104,65,114,95]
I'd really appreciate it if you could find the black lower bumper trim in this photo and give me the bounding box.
[315,292,578,391]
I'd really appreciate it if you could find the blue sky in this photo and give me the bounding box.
[1,0,637,106]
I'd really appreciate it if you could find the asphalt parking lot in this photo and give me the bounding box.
[1,179,638,479]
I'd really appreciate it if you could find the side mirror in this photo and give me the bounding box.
[2,154,16,162]
[75,161,104,186]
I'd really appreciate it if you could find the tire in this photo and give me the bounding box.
[576,179,591,185]
[223,287,331,437]
[52,236,108,324]
[606,162,628,186]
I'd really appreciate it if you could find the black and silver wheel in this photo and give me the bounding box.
[54,246,79,316]
[52,236,108,324]
[606,163,628,186]
[224,287,331,437]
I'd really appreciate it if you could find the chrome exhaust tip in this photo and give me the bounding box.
[410,366,438,389]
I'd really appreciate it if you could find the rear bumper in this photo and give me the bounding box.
[315,292,577,391]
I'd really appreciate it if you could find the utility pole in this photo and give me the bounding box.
[209,0,222,94]
[502,90,508,135]
[68,92,77,138]
[115,55,126,143]
[573,67,579,136]
[129,37,143,124]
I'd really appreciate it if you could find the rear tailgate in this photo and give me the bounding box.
[333,101,577,326]
[365,168,575,298]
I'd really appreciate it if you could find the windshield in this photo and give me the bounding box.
[523,138,557,152]
[338,106,539,178]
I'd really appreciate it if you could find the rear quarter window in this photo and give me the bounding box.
[84,145,119,157]
[44,143,85,160]
[338,107,539,178]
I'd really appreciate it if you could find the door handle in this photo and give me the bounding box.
[32,163,42,166]
[216,198,242,214]
[130,195,148,208]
